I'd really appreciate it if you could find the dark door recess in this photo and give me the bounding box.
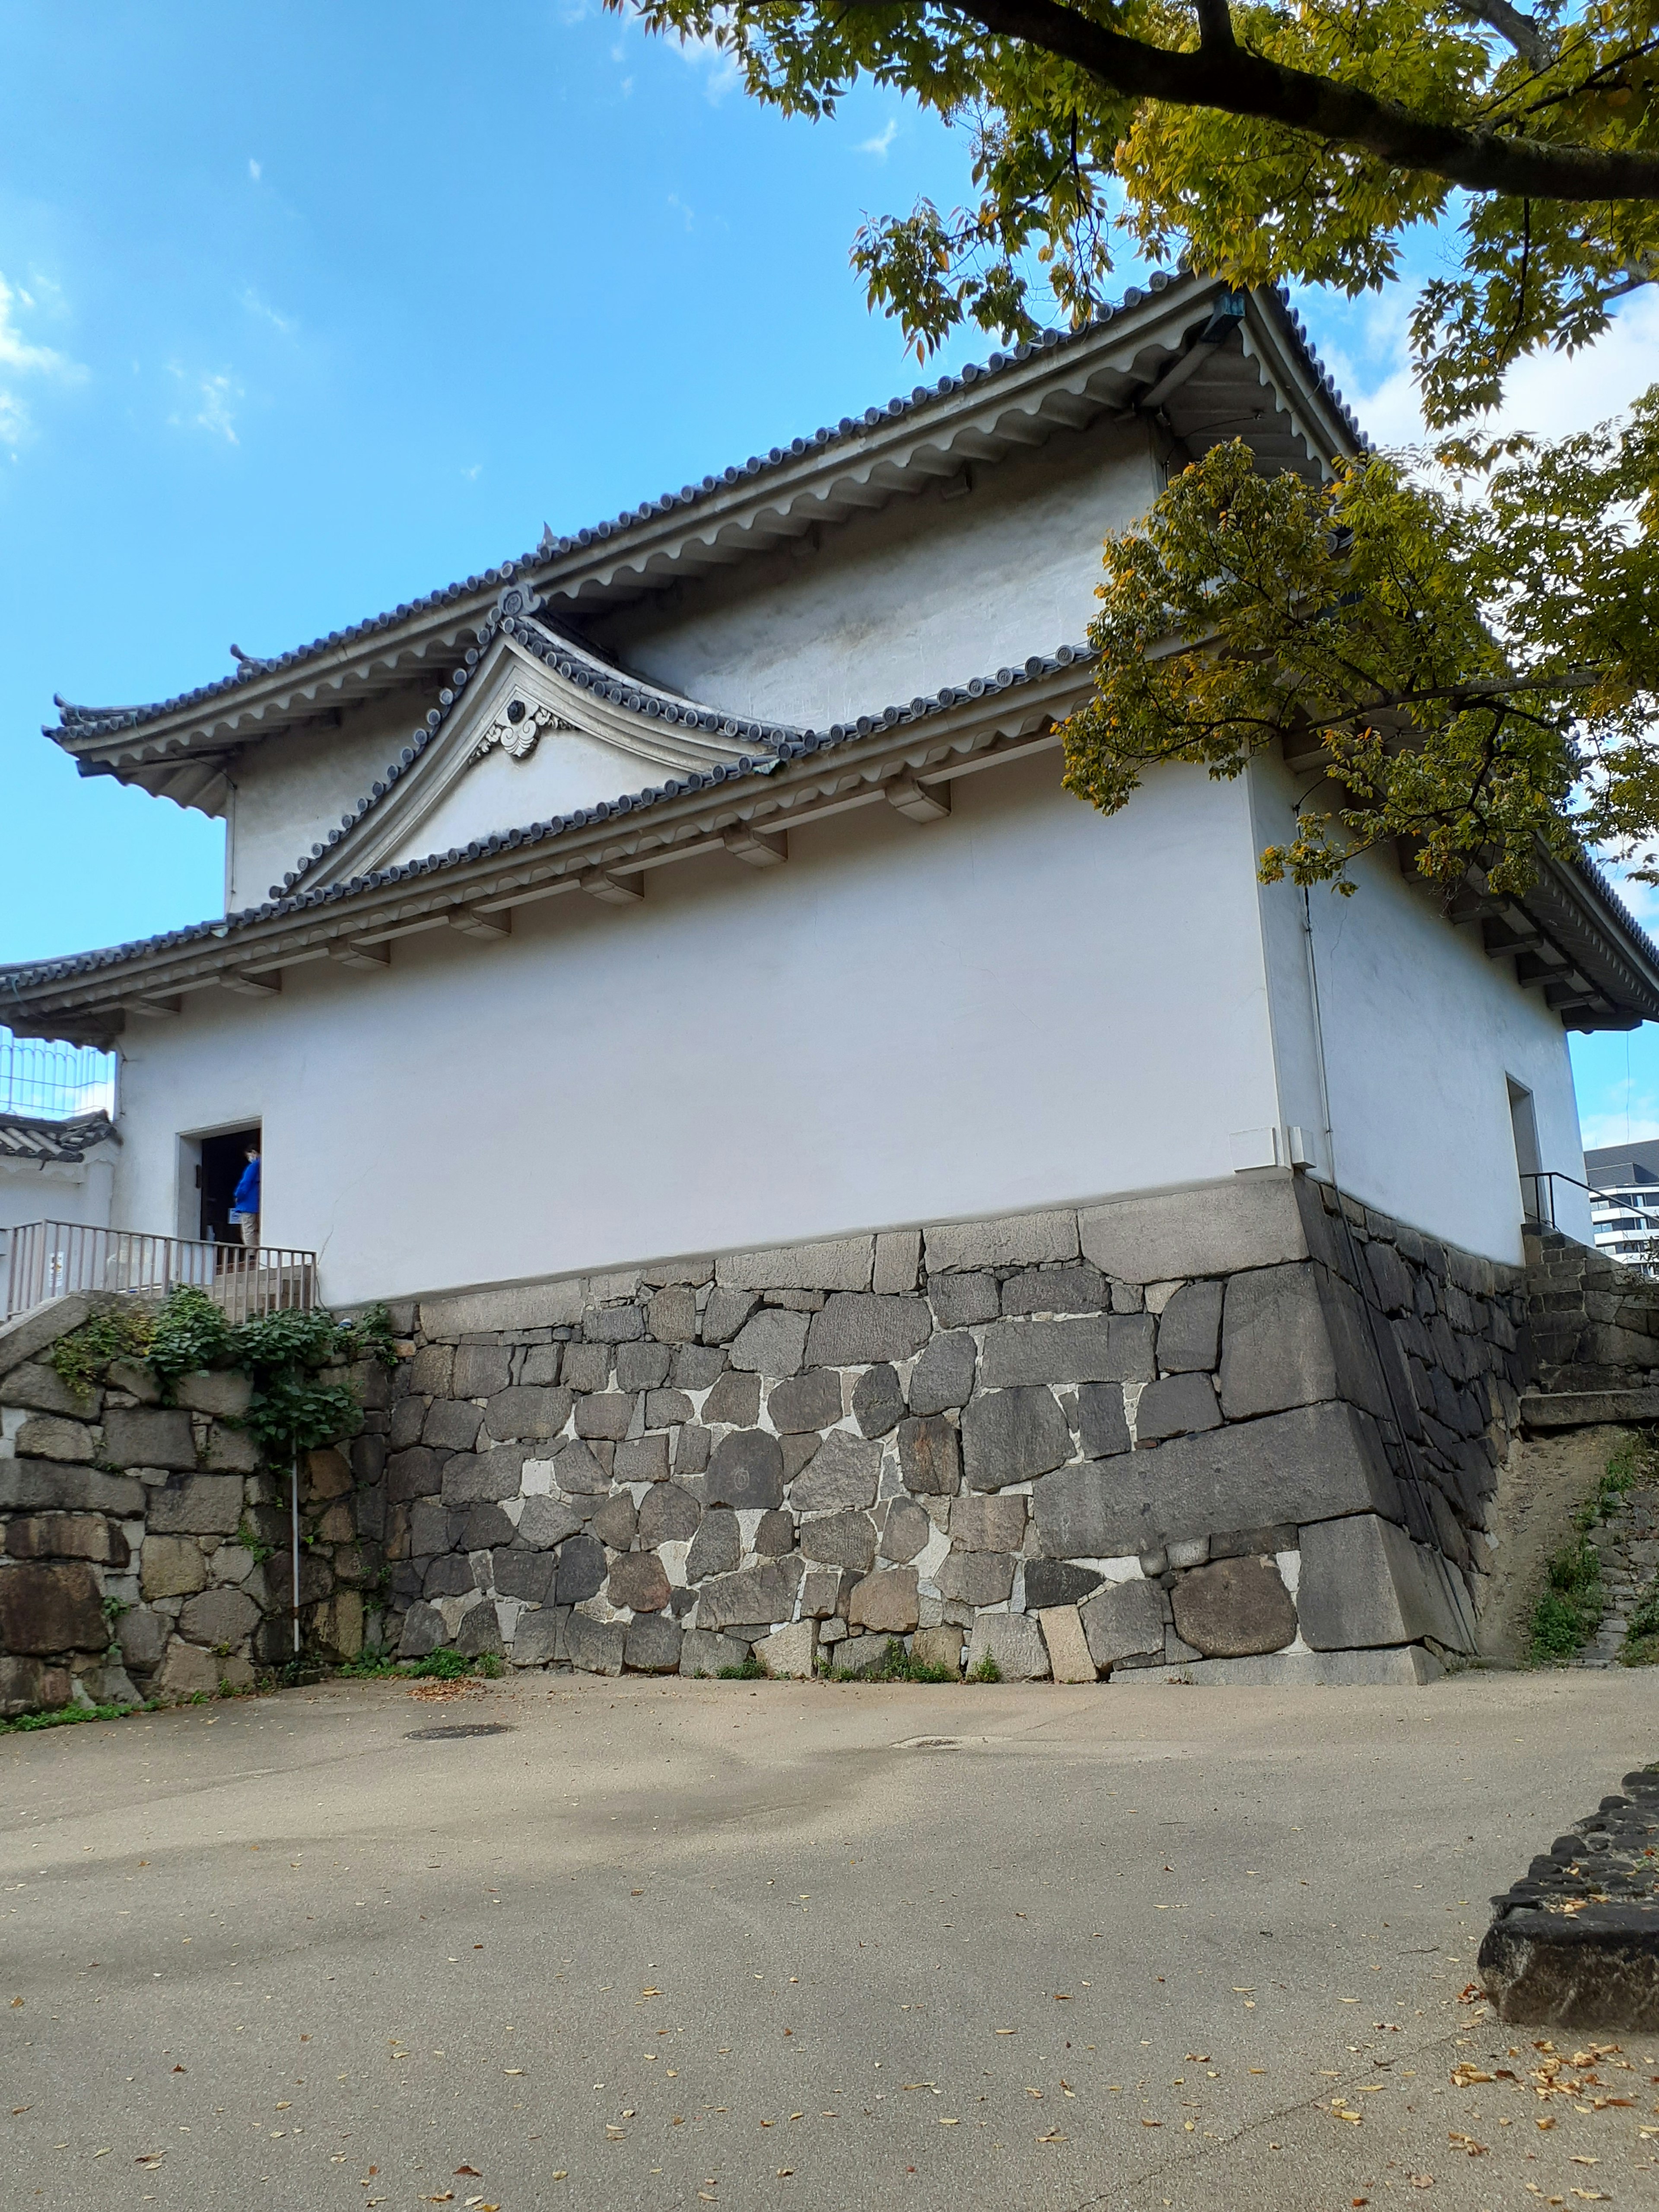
[199,1126,261,1243]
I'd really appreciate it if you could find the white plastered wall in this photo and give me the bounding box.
[1249,754,1588,1262]
[109,753,1281,1307]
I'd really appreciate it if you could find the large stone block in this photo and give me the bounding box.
[912,1624,964,1675]
[14,1415,96,1463]
[0,1360,100,1417]
[156,1639,221,1699]
[706,1430,785,1511]
[804,1295,933,1368]
[879,1498,931,1563]
[757,1618,817,1678]
[1001,1265,1109,1317]
[935,1549,1014,1606]
[305,1446,353,1499]
[561,1344,611,1393]
[950,1492,1027,1552]
[452,1343,513,1398]
[419,1279,585,1336]
[140,1534,209,1600]
[679,1626,748,1677]
[1023,1559,1102,1610]
[608,1551,671,1614]
[564,1612,626,1675]
[638,1483,702,1546]
[791,1429,880,1513]
[847,1566,919,1634]
[174,1369,254,1418]
[0,1462,144,1516]
[907,1332,976,1417]
[645,1388,694,1431]
[1079,1578,1165,1669]
[1217,1265,1338,1419]
[116,1606,170,1671]
[927,1272,1001,1328]
[3,1513,126,1565]
[980,1315,1155,1389]
[1031,1402,1400,1557]
[671,1343,728,1392]
[397,1600,448,1658]
[1038,1604,1097,1682]
[715,1237,873,1293]
[147,1474,245,1536]
[387,1445,443,1503]
[550,1438,610,1496]
[516,1495,585,1549]
[1297,1513,1476,1652]
[422,1398,485,1452]
[585,1305,645,1345]
[1170,1557,1296,1657]
[510,1606,568,1666]
[753,1508,794,1556]
[178,1585,261,1647]
[0,1558,105,1654]
[554,1533,607,1604]
[483,1387,573,1441]
[898,1414,961,1496]
[924,1210,1078,1273]
[729,1308,810,1379]
[852,1363,905,1439]
[1,1654,73,1715]
[615,1341,672,1392]
[203,1425,261,1474]
[686,1508,741,1582]
[961,1387,1071,1491]
[702,1369,762,1427]
[872,1230,921,1295]
[409,1342,454,1396]
[701,1287,759,1345]
[768,1370,843,1433]
[441,1443,528,1505]
[1154,1281,1224,1374]
[697,1555,803,1630]
[1077,1384,1131,1459]
[1079,1177,1307,1285]
[800,1570,841,1618]
[0,1293,96,1379]
[966,1611,1049,1680]
[573,1393,635,1441]
[613,1435,670,1485]
[1133,1373,1221,1443]
[648,1285,699,1344]
[491,1550,556,1603]
[799,1510,878,1573]
[624,1614,683,1673]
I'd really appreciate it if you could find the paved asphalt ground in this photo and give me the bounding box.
[3,1670,1657,2212]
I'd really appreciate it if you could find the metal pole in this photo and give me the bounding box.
[291,1443,302,1659]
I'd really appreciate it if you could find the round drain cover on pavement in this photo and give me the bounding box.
[405,1723,514,1741]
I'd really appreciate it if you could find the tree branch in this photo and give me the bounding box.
[927,0,1659,201]
[1455,1,1551,70]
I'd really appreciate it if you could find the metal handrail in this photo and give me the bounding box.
[3,1220,316,1323]
[1520,1168,1634,1230]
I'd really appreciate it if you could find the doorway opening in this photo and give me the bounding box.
[1508,1077,1541,1223]
[198,1125,261,1244]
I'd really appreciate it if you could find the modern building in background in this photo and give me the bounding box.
[1583,1139,1659,1269]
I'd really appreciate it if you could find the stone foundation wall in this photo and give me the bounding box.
[372,1172,1532,1687]
[1523,1228,1659,1393]
[0,1296,387,1717]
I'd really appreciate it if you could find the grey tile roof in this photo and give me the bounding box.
[0,1110,119,1163]
[3,640,1093,987]
[45,276,1360,747]
[277,601,799,896]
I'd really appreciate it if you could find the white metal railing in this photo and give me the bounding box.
[3,1220,316,1324]
[0,1028,117,1121]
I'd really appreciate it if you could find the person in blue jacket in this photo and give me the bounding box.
[229,1144,261,1250]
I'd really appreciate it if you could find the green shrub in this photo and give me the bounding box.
[967,1653,1003,1683]
[1528,1537,1604,1664]
[1620,1583,1659,1668]
[716,1654,768,1680]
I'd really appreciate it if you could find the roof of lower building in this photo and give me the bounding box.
[0,1110,120,1164]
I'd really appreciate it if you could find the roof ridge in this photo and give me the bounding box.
[46,273,1363,745]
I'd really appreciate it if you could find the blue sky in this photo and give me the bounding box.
[2,0,1656,1148]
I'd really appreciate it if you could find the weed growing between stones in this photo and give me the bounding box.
[332,1645,503,1682]
[0,1698,151,1735]
[967,1653,1004,1682]
[820,1640,958,1684]
[716,1655,768,1679]
[1526,1434,1653,1665]
[1620,1583,1659,1666]
[46,1303,153,1397]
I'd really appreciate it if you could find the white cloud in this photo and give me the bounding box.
[168,365,242,445]
[1579,1099,1659,1153]
[1313,283,1659,450]
[667,192,696,232]
[239,286,296,336]
[248,158,261,182]
[0,270,86,451]
[857,118,898,159]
